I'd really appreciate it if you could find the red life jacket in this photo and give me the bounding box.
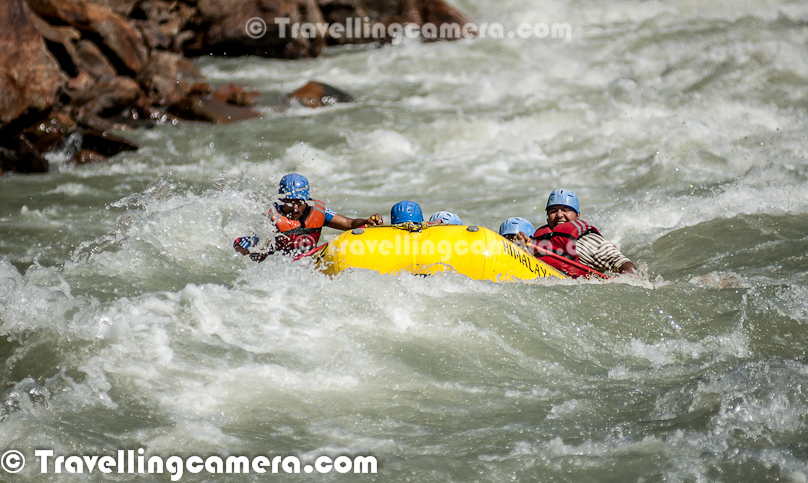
[269,200,327,252]
[532,220,601,278]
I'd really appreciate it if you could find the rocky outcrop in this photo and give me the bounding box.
[0,2,66,127]
[0,0,472,175]
[27,0,148,75]
[0,0,262,174]
[180,0,472,59]
[0,0,66,173]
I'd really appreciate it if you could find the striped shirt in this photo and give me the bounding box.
[575,232,632,273]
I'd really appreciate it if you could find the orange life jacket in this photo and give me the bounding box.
[269,200,327,252]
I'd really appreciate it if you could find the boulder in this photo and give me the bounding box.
[135,19,171,51]
[287,81,354,108]
[84,0,140,18]
[211,83,260,107]
[169,96,262,124]
[72,108,136,131]
[14,109,137,167]
[19,111,78,154]
[417,0,472,40]
[84,1,148,74]
[0,0,66,127]
[191,0,327,58]
[0,139,49,174]
[80,129,138,156]
[353,0,473,40]
[71,148,108,164]
[128,0,196,50]
[27,0,148,75]
[318,0,371,45]
[188,82,214,97]
[136,51,204,105]
[182,0,473,57]
[28,11,81,77]
[2,0,473,176]
[67,75,142,117]
[74,39,117,80]
[67,70,95,90]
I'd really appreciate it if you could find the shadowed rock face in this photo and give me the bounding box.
[184,0,472,58]
[0,0,472,175]
[27,0,148,74]
[0,0,66,126]
[168,96,262,124]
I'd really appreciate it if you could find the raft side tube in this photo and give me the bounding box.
[315,225,566,281]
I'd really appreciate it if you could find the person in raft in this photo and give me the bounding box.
[499,217,535,243]
[513,189,636,277]
[428,211,463,225]
[390,200,424,225]
[234,173,382,261]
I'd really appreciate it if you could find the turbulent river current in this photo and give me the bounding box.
[3,0,808,481]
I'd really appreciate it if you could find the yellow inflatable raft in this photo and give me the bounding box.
[313,223,566,282]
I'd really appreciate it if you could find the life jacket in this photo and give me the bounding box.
[532,220,601,278]
[269,199,327,252]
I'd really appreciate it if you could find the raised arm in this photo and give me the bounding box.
[327,213,383,230]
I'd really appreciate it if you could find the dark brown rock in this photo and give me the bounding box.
[418,0,472,40]
[0,139,50,174]
[28,11,82,77]
[136,51,204,104]
[133,105,183,124]
[0,147,19,174]
[71,108,131,131]
[353,0,473,40]
[136,19,171,51]
[26,0,87,25]
[84,2,148,74]
[3,0,474,177]
[84,0,140,18]
[67,70,95,90]
[192,0,326,59]
[71,148,108,164]
[169,96,261,124]
[0,0,66,126]
[176,0,474,58]
[399,0,422,25]
[19,111,78,154]
[75,39,117,80]
[319,0,370,45]
[287,81,353,108]
[80,129,138,156]
[188,82,214,97]
[67,75,142,117]
[27,0,148,75]
[211,83,260,107]
[130,0,196,28]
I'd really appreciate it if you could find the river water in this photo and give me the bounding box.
[3,0,808,481]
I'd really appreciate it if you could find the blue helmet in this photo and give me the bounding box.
[499,217,535,237]
[391,201,423,224]
[546,189,579,213]
[278,173,310,200]
[429,211,462,225]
